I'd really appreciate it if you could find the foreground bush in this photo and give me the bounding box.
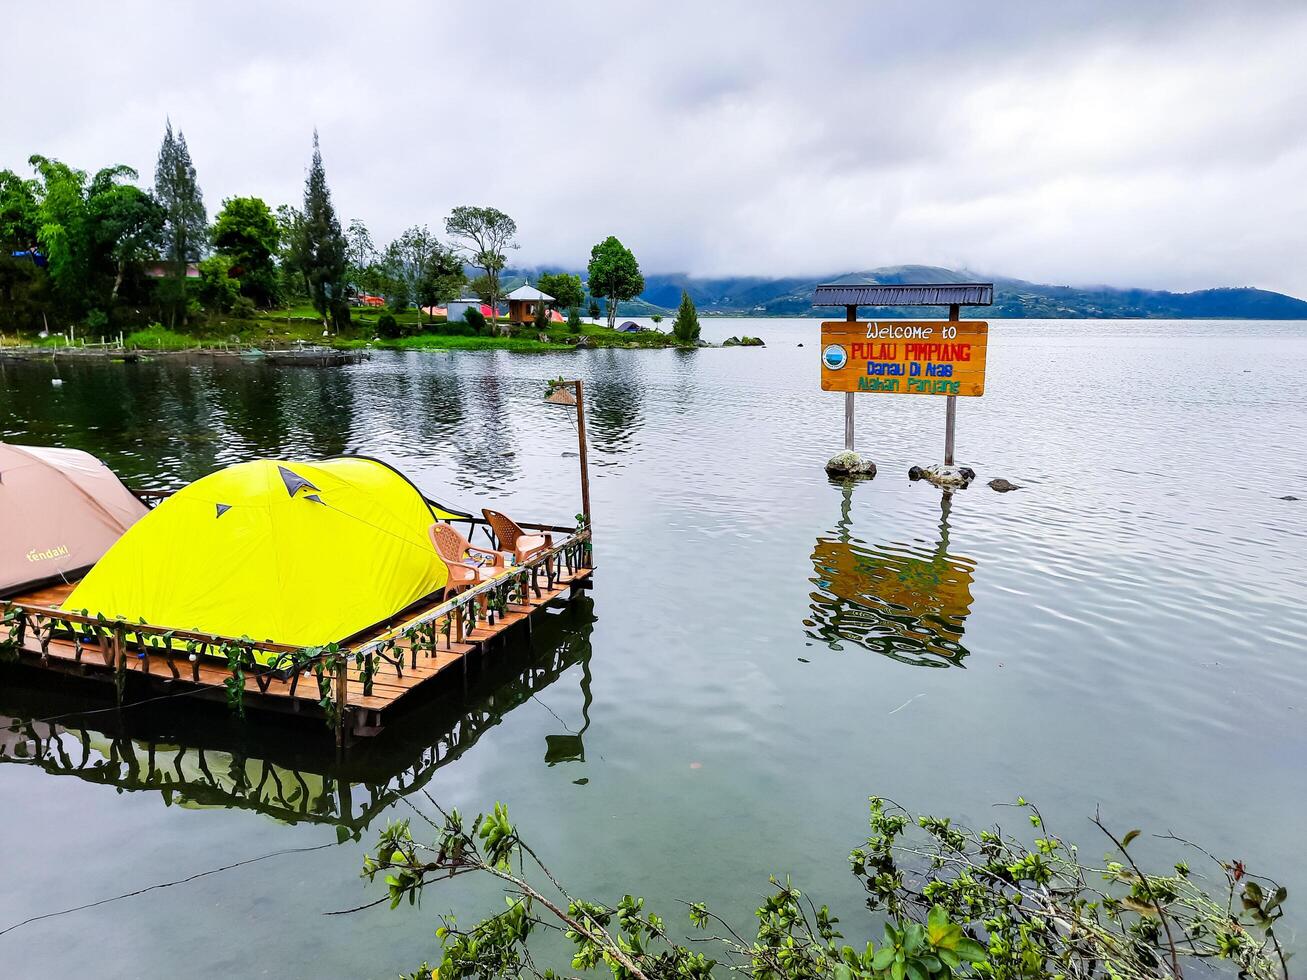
[358,797,1290,980]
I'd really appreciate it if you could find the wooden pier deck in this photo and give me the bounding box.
[0,595,596,833]
[2,523,592,742]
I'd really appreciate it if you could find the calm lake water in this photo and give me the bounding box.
[1,318,1305,977]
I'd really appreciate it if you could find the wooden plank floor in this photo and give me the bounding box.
[9,569,593,724]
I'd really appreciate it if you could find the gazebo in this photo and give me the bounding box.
[507,283,554,325]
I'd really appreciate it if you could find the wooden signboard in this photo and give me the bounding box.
[820,321,988,397]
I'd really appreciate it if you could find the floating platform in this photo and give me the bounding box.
[1,518,592,743]
[0,345,366,367]
[262,347,366,367]
[0,594,596,834]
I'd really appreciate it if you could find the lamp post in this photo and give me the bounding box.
[545,379,591,526]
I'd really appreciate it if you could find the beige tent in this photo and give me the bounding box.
[0,444,148,597]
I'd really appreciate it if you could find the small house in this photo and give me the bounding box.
[506,283,554,325]
[446,298,485,324]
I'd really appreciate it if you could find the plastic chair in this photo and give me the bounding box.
[481,509,552,563]
[429,523,505,611]
[481,508,554,594]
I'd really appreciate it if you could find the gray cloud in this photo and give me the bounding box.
[5,0,1306,295]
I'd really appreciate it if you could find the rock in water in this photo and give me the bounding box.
[1281,495,1300,501]
[988,478,1022,492]
[825,451,876,478]
[909,464,975,488]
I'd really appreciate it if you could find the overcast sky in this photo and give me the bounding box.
[6,1,1306,295]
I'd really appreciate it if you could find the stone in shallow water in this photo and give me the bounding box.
[908,464,976,488]
[825,451,876,477]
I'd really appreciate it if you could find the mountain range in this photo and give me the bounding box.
[503,264,1307,318]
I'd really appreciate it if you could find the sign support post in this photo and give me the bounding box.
[844,304,857,450]
[944,303,959,465]
[814,282,993,481]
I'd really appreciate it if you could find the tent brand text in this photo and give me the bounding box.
[26,545,70,562]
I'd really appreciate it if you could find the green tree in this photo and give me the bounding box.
[567,305,582,332]
[275,203,310,301]
[383,226,465,322]
[586,235,644,329]
[0,172,48,331]
[212,196,280,307]
[345,218,383,298]
[27,155,91,319]
[87,172,163,304]
[468,273,494,303]
[672,289,700,344]
[0,169,40,252]
[536,271,583,311]
[197,254,239,312]
[153,121,207,326]
[587,298,600,320]
[300,130,349,330]
[445,206,516,325]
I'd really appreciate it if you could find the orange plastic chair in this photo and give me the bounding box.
[481,509,552,564]
[429,523,506,606]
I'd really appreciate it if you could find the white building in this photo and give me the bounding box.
[446,298,485,324]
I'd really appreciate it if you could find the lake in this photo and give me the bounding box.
[1,317,1305,977]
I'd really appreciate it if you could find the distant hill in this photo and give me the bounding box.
[504,264,1307,318]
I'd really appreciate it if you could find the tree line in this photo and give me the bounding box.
[0,123,650,336]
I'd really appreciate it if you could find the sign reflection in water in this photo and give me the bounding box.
[806,487,977,667]
[0,597,597,837]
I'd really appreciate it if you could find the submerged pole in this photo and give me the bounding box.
[575,379,591,526]
[944,304,960,465]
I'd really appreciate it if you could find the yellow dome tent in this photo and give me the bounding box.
[65,457,466,649]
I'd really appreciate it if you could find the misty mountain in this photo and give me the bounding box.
[505,264,1307,318]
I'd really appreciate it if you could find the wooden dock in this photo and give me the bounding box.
[1,521,592,743]
[0,595,596,834]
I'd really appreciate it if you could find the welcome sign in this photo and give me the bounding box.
[820,321,988,396]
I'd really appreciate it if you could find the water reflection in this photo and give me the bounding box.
[584,350,646,463]
[806,486,977,666]
[0,597,597,838]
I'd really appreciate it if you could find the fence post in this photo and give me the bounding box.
[334,657,348,748]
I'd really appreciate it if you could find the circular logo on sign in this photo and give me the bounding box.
[822,344,848,370]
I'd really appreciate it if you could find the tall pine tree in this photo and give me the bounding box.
[302,130,348,329]
[671,289,700,344]
[153,120,206,326]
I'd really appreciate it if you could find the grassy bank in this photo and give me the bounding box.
[2,305,693,352]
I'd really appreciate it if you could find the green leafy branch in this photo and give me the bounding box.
[346,796,994,980]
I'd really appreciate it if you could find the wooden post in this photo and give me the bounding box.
[575,380,591,525]
[334,658,348,748]
[945,304,959,465]
[844,304,857,451]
